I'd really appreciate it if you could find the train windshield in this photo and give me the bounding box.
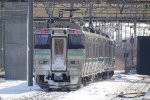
[68,34,85,49]
[34,34,51,49]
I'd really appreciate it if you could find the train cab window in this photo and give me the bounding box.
[34,34,51,49]
[68,34,85,49]
[55,39,64,55]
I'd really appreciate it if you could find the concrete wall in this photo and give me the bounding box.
[0,18,2,70]
[0,4,3,70]
[4,2,28,79]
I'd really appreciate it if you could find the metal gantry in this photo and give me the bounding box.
[33,0,150,22]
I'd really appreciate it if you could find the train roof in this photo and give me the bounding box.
[49,21,82,30]
[49,21,111,38]
[34,27,114,42]
[35,21,112,39]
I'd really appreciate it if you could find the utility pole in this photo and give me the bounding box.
[70,3,74,22]
[133,21,137,69]
[28,0,33,86]
[89,2,93,28]
[124,25,128,73]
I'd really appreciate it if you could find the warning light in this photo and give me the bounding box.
[73,29,78,36]
[41,28,46,34]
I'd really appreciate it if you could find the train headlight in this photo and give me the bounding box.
[70,61,79,64]
[39,60,48,64]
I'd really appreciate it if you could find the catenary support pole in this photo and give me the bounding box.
[28,0,33,86]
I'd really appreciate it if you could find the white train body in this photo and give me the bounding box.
[34,21,115,90]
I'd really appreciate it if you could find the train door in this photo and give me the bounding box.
[51,37,67,71]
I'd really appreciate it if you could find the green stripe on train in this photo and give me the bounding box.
[34,52,50,56]
[68,52,84,56]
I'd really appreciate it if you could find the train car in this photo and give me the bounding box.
[34,21,115,90]
[137,36,150,75]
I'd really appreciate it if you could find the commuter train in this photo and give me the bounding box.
[34,21,115,90]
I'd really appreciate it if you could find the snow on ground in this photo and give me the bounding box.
[57,74,149,100]
[0,80,41,100]
[0,70,150,100]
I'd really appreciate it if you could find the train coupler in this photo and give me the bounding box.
[51,73,70,82]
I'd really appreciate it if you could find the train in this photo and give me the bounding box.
[34,21,115,90]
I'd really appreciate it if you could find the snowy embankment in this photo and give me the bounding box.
[0,70,150,100]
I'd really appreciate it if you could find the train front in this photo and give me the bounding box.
[34,27,85,90]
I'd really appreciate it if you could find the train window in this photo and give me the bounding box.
[97,40,99,58]
[104,40,106,57]
[93,43,96,58]
[34,34,51,49]
[110,41,112,57]
[99,41,101,57]
[86,37,89,58]
[106,41,108,57]
[68,34,85,49]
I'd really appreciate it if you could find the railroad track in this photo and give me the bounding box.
[112,75,150,99]
[14,89,69,100]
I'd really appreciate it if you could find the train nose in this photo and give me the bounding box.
[51,73,70,82]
